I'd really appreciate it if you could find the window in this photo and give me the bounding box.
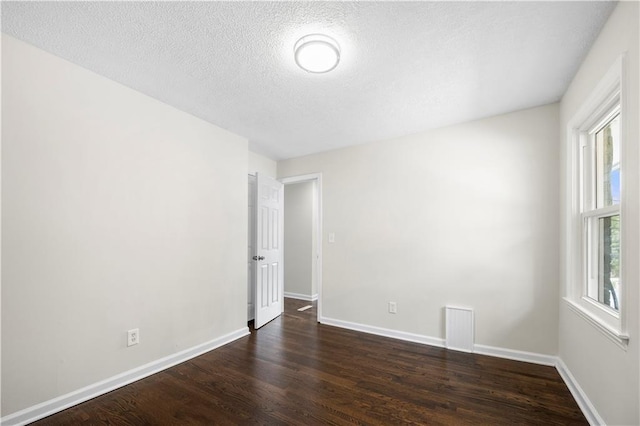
[565,55,628,347]
[582,110,620,311]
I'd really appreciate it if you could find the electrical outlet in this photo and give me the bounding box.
[388,302,397,314]
[127,328,139,347]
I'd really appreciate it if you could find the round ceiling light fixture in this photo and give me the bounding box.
[294,34,341,73]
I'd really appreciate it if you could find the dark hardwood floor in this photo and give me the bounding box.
[34,298,586,425]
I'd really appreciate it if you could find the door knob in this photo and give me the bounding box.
[252,255,265,261]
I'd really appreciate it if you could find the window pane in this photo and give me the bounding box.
[595,114,620,207]
[588,215,620,310]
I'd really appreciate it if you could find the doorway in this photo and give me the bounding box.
[248,173,323,324]
[281,173,323,323]
[284,181,316,301]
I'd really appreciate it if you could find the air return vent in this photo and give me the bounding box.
[445,306,474,353]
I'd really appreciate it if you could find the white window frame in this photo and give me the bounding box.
[564,54,629,349]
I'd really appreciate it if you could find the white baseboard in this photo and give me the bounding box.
[473,344,557,366]
[1,327,250,426]
[555,358,605,426]
[320,316,561,368]
[284,292,318,302]
[319,316,446,348]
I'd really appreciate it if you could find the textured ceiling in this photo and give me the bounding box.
[2,1,615,160]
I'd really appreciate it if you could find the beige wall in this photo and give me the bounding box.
[249,151,277,177]
[284,182,315,298]
[279,103,560,355]
[1,36,248,415]
[559,2,640,424]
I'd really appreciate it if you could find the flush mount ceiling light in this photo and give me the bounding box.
[294,34,341,73]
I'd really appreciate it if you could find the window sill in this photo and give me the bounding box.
[564,298,629,349]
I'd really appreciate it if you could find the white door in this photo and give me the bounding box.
[253,173,284,328]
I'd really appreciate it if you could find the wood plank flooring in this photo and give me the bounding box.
[33,298,587,425]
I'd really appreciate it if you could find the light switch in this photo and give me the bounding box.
[328,232,335,243]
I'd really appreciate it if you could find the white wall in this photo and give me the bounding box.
[284,182,315,298]
[279,103,560,355]
[1,36,248,416]
[249,151,277,177]
[559,2,640,424]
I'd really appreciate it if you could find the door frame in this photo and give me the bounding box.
[247,174,256,321]
[280,173,323,322]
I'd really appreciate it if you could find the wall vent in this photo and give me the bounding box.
[445,306,474,353]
